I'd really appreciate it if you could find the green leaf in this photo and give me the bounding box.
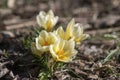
[103,47,119,64]
[38,72,50,80]
[34,27,40,37]
[103,34,117,40]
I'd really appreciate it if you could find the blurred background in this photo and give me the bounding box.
[0,0,120,31]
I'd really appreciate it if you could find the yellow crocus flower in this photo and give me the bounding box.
[72,23,89,44]
[50,39,77,62]
[36,10,59,31]
[55,19,88,44]
[36,30,58,52]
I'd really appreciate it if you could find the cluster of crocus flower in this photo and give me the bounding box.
[31,10,88,63]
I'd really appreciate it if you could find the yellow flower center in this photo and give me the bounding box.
[46,20,52,31]
[57,50,64,56]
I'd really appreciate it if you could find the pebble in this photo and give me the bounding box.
[0,31,15,38]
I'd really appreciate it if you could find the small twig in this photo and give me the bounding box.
[86,27,120,35]
[6,20,36,30]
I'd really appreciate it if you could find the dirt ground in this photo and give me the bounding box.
[0,0,120,80]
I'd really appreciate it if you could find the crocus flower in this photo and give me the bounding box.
[36,30,58,52]
[50,39,77,62]
[72,23,89,44]
[36,10,59,31]
[55,19,88,44]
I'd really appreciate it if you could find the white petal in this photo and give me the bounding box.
[40,30,48,39]
[50,45,59,59]
[66,19,75,37]
[35,37,42,50]
[56,27,65,38]
[53,16,59,26]
[39,11,46,18]
[48,10,54,17]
